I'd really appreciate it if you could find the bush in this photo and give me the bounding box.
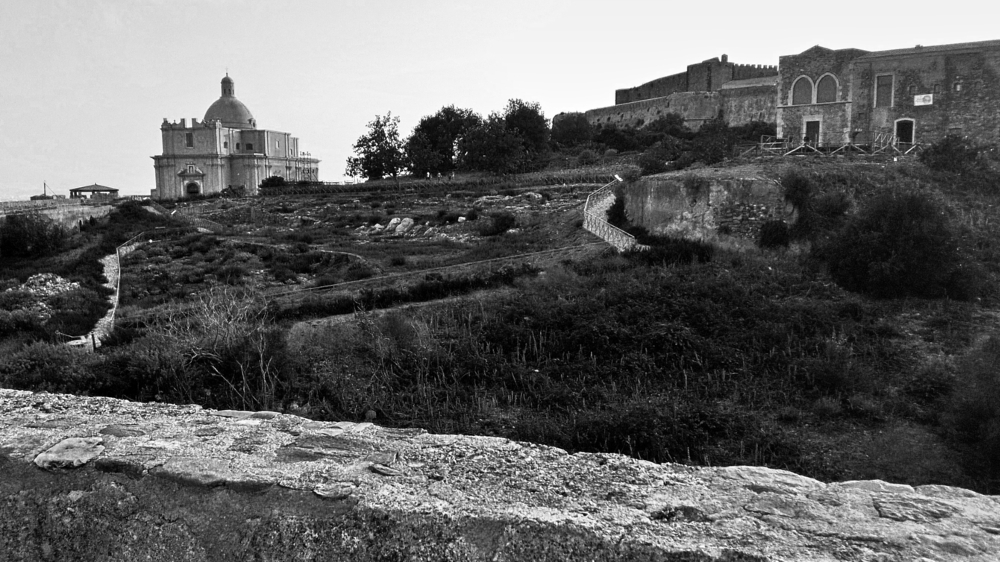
[577,149,599,166]
[946,336,1000,482]
[0,212,66,258]
[758,220,790,249]
[625,235,714,265]
[782,169,813,210]
[606,196,628,229]
[479,212,517,236]
[638,148,669,176]
[818,191,979,299]
[920,135,985,174]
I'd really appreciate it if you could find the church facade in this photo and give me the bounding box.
[151,75,319,200]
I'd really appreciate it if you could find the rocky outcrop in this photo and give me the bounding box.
[2,388,999,561]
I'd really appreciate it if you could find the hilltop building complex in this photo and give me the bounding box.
[561,39,1000,149]
[151,75,319,200]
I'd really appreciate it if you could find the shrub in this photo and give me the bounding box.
[758,220,790,249]
[479,212,517,236]
[812,191,852,219]
[946,336,1000,481]
[606,196,628,229]
[638,148,669,176]
[0,212,66,258]
[920,135,984,174]
[782,169,813,210]
[818,191,978,299]
[625,235,714,265]
[577,149,599,166]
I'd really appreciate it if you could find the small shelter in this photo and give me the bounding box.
[69,184,119,200]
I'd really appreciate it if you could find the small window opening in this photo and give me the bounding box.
[223,141,229,149]
[185,132,194,148]
[246,143,254,151]
[875,75,893,107]
[236,143,241,150]
[187,164,194,174]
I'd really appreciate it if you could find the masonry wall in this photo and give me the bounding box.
[720,84,777,125]
[852,48,1000,146]
[776,48,867,145]
[622,175,789,240]
[587,92,722,130]
[615,72,688,104]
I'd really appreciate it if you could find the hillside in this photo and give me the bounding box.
[3,157,1000,494]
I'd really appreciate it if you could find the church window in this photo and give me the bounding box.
[816,75,837,103]
[223,141,228,149]
[246,143,254,151]
[185,133,194,148]
[875,75,893,107]
[236,143,241,150]
[187,164,194,174]
[792,77,813,105]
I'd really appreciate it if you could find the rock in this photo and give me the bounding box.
[33,437,104,469]
[386,217,401,230]
[3,388,1000,561]
[394,217,414,234]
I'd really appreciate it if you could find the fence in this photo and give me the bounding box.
[583,180,638,252]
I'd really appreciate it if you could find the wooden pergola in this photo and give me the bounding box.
[69,184,119,199]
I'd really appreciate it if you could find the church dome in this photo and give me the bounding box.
[204,75,255,129]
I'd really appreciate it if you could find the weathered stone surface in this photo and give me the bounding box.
[2,388,1000,561]
[33,437,105,469]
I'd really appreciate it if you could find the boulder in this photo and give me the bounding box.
[1,388,999,561]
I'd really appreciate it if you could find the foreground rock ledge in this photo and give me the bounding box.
[2,390,998,562]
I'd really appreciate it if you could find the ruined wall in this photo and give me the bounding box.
[622,173,790,240]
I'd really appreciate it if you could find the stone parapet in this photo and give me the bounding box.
[2,389,1000,560]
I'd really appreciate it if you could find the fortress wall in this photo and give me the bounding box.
[732,63,779,80]
[587,92,721,130]
[720,84,778,125]
[623,174,790,240]
[615,72,688,104]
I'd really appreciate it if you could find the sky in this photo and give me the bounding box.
[1,0,998,200]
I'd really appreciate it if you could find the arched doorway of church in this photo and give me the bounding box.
[186,182,201,196]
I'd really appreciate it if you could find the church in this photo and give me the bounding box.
[151,75,319,200]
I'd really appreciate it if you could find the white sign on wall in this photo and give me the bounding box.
[914,94,934,106]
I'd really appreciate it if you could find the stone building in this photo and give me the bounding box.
[558,55,778,131]
[568,39,1000,149]
[778,40,1000,148]
[151,75,319,200]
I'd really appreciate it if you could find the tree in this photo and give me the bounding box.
[551,112,593,147]
[457,114,528,174]
[405,106,481,177]
[503,99,550,167]
[345,113,406,182]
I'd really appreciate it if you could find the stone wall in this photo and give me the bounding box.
[0,200,112,229]
[720,80,778,126]
[622,173,790,240]
[3,389,1000,561]
[586,92,722,130]
[852,46,1000,146]
[614,56,778,105]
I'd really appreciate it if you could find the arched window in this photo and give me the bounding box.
[816,75,838,103]
[792,77,813,105]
